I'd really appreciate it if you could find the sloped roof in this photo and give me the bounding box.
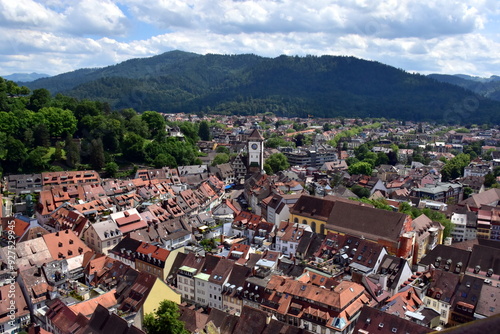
[232,306,268,334]
[247,128,264,141]
[353,305,432,334]
[419,244,471,274]
[460,188,500,209]
[69,289,118,317]
[326,201,409,243]
[290,195,361,222]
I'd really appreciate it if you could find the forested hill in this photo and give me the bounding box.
[428,74,500,102]
[25,51,500,124]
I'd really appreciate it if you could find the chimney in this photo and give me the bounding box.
[407,290,413,300]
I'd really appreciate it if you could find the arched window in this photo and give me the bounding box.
[311,221,317,232]
[320,224,325,235]
[294,218,298,223]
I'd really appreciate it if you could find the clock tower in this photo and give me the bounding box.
[247,125,264,173]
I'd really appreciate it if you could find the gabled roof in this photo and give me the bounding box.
[460,188,500,209]
[178,304,209,333]
[426,269,460,304]
[0,282,29,322]
[78,304,144,334]
[209,258,235,285]
[0,218,29,239]
[326,201,409,243]
[232,306,268,334]
[247,128,264,141]
[205,308,239,334]
[69,289,118,317]
[290,195,363,222]
[45,299,81,334]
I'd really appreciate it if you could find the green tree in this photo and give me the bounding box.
[74,100,101,121]
[215,145,230,154]
[64,135,80,168]
[441,153,470,181]
[122,132,146,162]
[143,300,189,334]
[4,137,27,172]
[25,146,49,172]
[375,152,389,166]
[89,138,105,170]
[33,123,50,147]
[178,121,199,142]
[52,141,63,162]
[142,111,166,138]
[398,202,413,215]
[266,153,290,174]
[198,120,211,141]
[154,153,177,168]
[484,173,497,188]
[264,163,273,175]
[494,166,500,177]
[348,161,373,176]
[105,162,119,178]
[40,107,78,138]
[463,187,473,199]
[127,115,150,138]
[351,185,370,198]
[265,137,292,148]
[29,88,51,112]
[212,153,230,166]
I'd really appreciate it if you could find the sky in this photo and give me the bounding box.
[1,0,500,77]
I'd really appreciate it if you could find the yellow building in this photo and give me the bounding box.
[142,277,182,316]
[291,195,418,261]
[289,195,341,234]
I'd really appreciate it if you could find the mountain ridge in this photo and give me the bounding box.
[23,51,500,124]
[4,72,50,82]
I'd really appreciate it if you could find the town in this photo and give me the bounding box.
[1,114,500,334]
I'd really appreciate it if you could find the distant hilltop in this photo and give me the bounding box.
[4,72,51,82]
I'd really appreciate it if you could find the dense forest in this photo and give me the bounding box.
[428,74,500,102]
[23,51,500,124]
[0,77,203,176]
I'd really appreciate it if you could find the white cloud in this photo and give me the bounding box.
[1,0,500,77]
[0,0,64,30]
[63,0,129,36]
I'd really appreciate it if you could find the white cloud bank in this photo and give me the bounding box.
[0,0,500,76]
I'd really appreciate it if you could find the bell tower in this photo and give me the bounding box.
[247,123,264,173]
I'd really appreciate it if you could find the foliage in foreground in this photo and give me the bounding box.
[143,300,189,334]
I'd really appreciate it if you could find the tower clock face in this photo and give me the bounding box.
[251,143,258,150]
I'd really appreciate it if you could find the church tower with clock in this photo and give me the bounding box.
[247,123,264,174]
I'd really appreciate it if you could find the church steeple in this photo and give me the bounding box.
[247,124,264,173]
